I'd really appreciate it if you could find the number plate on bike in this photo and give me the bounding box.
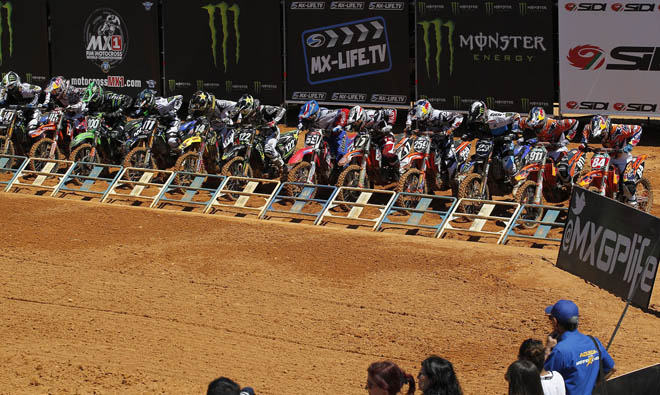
[590,154,609,170]
[48,112,60,123]
[0,109,14,123]
[305,132,322,147]
[194,122,208,135]
[413,137,430,153]
[87,117,101,131]
[238,130,253,143]
[140,118,157,134]
[526,147,545,164]
[475,140,492,157]
[353,133,369,149]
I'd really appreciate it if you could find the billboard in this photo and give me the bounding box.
[286,0,410,107]
[416,0,554,113]
[49,0,161,96]
[163,0,283,104]
[559,1,660,116]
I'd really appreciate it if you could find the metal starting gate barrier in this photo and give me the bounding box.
[152,172,227,212]
[438,199,521,244]
[376,193,457,236]
[204,176,280,217]
[261,182,339,225]
[318,187,397,230]
[5,157,73,194]
[0,154,28,191]
[501,204,568,245]
[51,162,123,201]
[102,167,174,207]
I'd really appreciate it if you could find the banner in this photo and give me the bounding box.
[49,0,160,96]
[416,1,554,113]
[286,0,410,107]
[557,188,660,309]
[593,364,660,395]
[163,0,283,104]
[0,0,49,87]
[559,1,660,116]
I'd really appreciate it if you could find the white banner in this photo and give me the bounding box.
[559,1,660,116]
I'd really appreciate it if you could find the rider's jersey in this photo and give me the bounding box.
[300,108,348,133]
[483,109,520,136]
[0,83,42,106]
[150,95,183,121]
[362,108,397,135]
[238,99,286,129]
[416,110,463,134]
[43,86,85,111]
[518,117,579,147]
[582,123,642,151]
[208,99,237,129]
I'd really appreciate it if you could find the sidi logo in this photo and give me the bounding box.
[566,101,578,109]
[611,3,655,11]
[565,2,606,11]
[566,101,609,110]
[567,45,605,70]
[613,102,658,112]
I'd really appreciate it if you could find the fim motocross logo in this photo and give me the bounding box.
[0,1,13,67]
[521,98,530,111]
[418,19,455,85]
[485,97,495,109]
[84,8,129,73]
[253,81,262,95]
[203,2,240,73]
[225,80,232,93]
[519,2,528,15]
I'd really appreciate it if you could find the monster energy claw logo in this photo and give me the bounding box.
[225,80,232,93]
[453,96,461,109]
[253,81,261,94]
[485,2,494,16]
[521,98,530,111]
[451,2,459,14]
[486,97,495,109]
[203,2,240,73]
[519,2,527,15]
[197,80,204,90]
[25,72,31,84]
[168,79,176,92]
[417,1,425,14]
[418,19,454,85]
[0,1,14,66]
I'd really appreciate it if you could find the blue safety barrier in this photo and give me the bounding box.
[375,193,457,236]
[260,182,339,225]
[0,154,28,191]
[51,162,123,200]
[152,171,227,211]
[501,204,568,245]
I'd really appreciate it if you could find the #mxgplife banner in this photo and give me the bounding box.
[286,0,410,107]
[416,1,554,113]
[163,0,283,104]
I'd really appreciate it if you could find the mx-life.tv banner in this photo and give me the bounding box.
[557,188,660,309]
[163,0,283,104]
[49,0,161,96]
[0,0,49,88]
[286,1,410,107]
[416,1,554,113]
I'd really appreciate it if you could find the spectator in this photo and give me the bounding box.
[366,360,416,395]
[519,338,566,395]
[207,377,240,395]
[543,299,615,395]
[506,360,544,395]
[417,355,463,395]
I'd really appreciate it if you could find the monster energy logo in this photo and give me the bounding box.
[168,79,176,92]
[25,72,31,84]
[0,1,13,66]
[451,2,459,14]
[521,98,530,112]
[453,96,461,109]
[418,19,454,85]
[485,2,494,16]
[485,97,495,109]
[519,2,527,15]
[253,81,261,95]
[417,1,425,14]
[197,80,204,90]
[225,80,232,93]
[203,2,240,72]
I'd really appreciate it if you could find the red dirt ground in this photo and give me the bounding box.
[1,145,660,394]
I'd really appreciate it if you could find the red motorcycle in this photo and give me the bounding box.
[28,108,80,171]
[286,128,334,197]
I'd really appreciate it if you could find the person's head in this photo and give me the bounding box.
[505,360,544,395]
[545,299,579,332]
[189,90,215,117]
[136,89,157,112]
[46,76,68,98]
[236,94,256,117]
[298,100,320,123]
[517,339,545,373]
[366,361,415,395]
[348,105,367,130]
[418,355,462,395]
[468,100,487,123]
[2,71,21,93]
[589,115,611,141]
[207,376,240,395]
[526,107,546,129]
[412,99,433,122]
[82,81,104,108]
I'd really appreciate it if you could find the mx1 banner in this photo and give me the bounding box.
[49,0,160,96]
[559,1,660,116]
[0,0,49,88]
[416,0,554,113]
[163,0,283,104]
[286,0,410,107]
[557,188,660,309]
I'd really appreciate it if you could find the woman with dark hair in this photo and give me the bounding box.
[506,360,544,395]
[518,338,566,395]
[417,355,463,395]
[365,361,416,395]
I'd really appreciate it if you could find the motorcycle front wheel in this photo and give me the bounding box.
[336,164,368,211]
[28,138,62,172]
[123,147,157,182]
[286,161,318,198]
[457,173,490,215]
[221,156,253,200]
[396,168,428,208]
[514,180,543,229]
[174,151,207,186]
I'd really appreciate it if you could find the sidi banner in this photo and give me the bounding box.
[163,0,283,104]
[0,0,49,87]
[557,188,660,309]
[559,1,660,116]
[286,0,410,107]
[49,0,160,96]
[415,0,554,113]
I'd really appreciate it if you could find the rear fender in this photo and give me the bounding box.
[29,124,55,139]
[71,131,95,149]
[338,150,363,167]
[288,147,314,165]
[578,170,602,188]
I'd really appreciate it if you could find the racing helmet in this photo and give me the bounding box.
[298,100,320,122]
[82,81,104,107]
[527,106,546,129]
[413,99,432,122]
[46,76,69,98]
[589,115,610,141]
[347,105,367,129]
[136,89,157,111]
[188,90,214,117]
[236,94,255,117]
[469,100,487,123]
[2,71,20,92]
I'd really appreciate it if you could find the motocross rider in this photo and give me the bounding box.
[187,90,236,146]
[406,99,464,181]
[133,88,183,151]
[0,71,42,132]
[581,115,642,206]
[38,76,86,133]
[347,105,399,169]
[233,94,287,169]
[467,100,521,182]
[82,81,133,142]
[297,100,349,162]
[518,106,580,185]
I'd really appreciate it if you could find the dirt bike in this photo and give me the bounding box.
[577,146,653,213]
[174,116,221,185]
[28,108,80,171]
[0,106,27,167]
[68,112,127,178]
[286,128,335,197]
[122,115,173,180]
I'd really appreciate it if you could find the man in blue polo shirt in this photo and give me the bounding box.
[544,299,615,395]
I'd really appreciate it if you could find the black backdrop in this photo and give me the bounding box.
[415,0,554,113]
[163,0,283,104]
[49,0,160,96]
[286,0,410,107]
[0,0,49,87]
